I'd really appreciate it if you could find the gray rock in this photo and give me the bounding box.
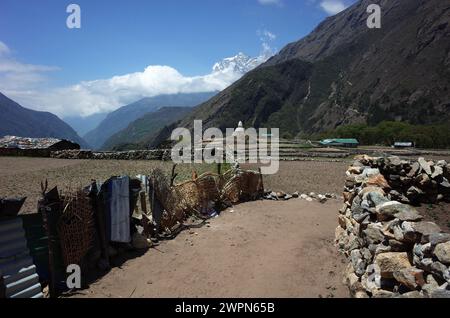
[431,289,450,298]
[389,190,409,203]
[389,175,400,181]
[429,233,450,246]
[410,221,442,241]
[392,223,405,242]
[374,243,392,256]
[418,157,432,175]
[362,168,381,178]
[434,241,450,265]
[388,156,402,167]
[397,291,424,298]
[371,289,396,298]
[361,248,373,262]
[415,173,431,187]
[437,160,448,167]
[422,275,440,298]
[365,191,390,207]
[393,267,425,290]
[406,186,424,201]
[420,258,434,271]
[363,223,386,244]
[430,262,450,282]
[317,194,327,203]
[389,240,410,252]
[431,165,444,179]
[375,201,422,221]
[413,243,424,258]
[431,285,450,298]
[407,162,421,177]
[345,233,362,252]
[393,206,423,222]
[351,250,367,277]
[440,177,450,188]
[400,222,418,242]
[421,243,432,255]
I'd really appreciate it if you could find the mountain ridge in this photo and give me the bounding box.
[84,92,217,149]
[103,106,194,151]
[149,0,450,145]
[0,92,89,148]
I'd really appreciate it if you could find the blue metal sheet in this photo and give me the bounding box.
[0,217,43,298]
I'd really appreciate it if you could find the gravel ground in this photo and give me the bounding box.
[74,199,349,298]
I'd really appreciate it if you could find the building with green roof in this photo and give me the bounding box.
[320,138,359,148]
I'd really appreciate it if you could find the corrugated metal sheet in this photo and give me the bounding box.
[0,218,43,298]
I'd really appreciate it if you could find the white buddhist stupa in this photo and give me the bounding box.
[233,121,245,136]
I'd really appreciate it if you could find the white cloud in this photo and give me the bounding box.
[257,29,277,58]
[0,41,11,56]
[262,30,276,41]
[319,0,348,15]
[257,0,282,6]
[0,41,59,96]
[1,37,276,118]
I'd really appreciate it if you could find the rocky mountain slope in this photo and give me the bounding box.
[84,92,216,149]
[152,0,450,144]
[0,92,88,147]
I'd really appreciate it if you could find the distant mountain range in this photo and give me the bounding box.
[0,92,88,148]
[102,106,193,151]
[84,92,217,150]
[149,0,450,145]
[64,113,108,137]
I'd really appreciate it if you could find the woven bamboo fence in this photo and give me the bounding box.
[151,168,264,231]
[57,190,95,268]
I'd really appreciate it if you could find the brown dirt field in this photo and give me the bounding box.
[0,158,219,213]
[74,199,349,298]
[246,160,350,195]
[0,157,349,213]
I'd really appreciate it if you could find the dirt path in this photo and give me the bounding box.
[76,199,349,298]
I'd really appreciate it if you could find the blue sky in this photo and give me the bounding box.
[0,0,356,116]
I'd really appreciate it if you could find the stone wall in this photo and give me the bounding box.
[336,155,450,298]
[50,149,171,161]
[0,148,52,157]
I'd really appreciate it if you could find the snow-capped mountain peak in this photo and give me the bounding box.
[212,51,271,75]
